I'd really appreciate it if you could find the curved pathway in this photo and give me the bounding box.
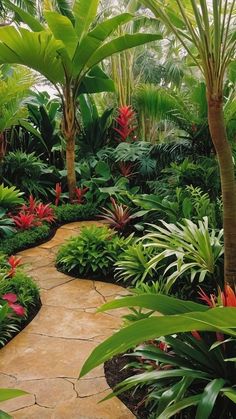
[0,221,134,418]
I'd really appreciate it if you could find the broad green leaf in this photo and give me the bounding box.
[0,27,64,84]
[45,12,78,57]
[78,66,115,94]
[73,0,99,42]
[86,33,162,71]
[80,307,236,377]
[196,379,226,419]
[0,389,28,403]
[72,13,133,75]
[98,294,208,315]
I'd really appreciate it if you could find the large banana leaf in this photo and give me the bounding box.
[0,27,64,84]
[73,0,99,42]
[80,306,236,376]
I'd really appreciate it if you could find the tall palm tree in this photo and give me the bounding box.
[142,0,236,288]
[0,0,161,199]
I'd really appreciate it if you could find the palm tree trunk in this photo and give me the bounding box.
[62,86,77,201]
[207,94,236,289]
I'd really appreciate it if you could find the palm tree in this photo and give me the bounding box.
[142,0,236,288]
[0,0,161,199]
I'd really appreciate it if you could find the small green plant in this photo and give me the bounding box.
[56,225,133,278]
[0,184,24,210]
[115,243,156,285]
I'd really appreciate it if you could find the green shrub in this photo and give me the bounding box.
[115,243,156,285]
[54,202,97,224]
[56,225,133,278]
[0,271,40,313]
[0,303,19,347]
[0,224,51,255]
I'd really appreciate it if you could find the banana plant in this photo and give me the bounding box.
[140,0,236,288]
[0,0,162,200]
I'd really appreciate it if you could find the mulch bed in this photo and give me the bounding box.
[104,354,149,419]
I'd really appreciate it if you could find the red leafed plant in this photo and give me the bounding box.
[73,187,89,204]
[21,195,38,214]
[118,161,136,178]
[99,197,133,232]
[2,293,25,316]
[35,203,56,223]
[114,105,137,142]
[12,212,36,230]
[7,255,22,278]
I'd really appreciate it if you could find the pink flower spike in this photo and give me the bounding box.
[2,293,17,303]
[9,303,25,317]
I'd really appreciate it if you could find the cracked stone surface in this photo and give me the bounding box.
[0,222,134,418]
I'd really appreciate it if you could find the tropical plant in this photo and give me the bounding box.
[99,197,134,232]
[56,225,133,278]
[2,151,50,198]
[140,0,236,288]
[143,217,224,292]
[0,184,24,210]
[0,65,34,167]
[78,94,113,155]
[0,209,15,238]
[0,303,19,348]
[115,242,156,285]
[0,1,162,200]
[114,105,137,142]
[80,293,236,418]
[20,90,63,165]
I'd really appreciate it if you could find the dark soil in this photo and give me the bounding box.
[104,354,150,419]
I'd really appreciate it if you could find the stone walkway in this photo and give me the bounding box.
[0,221,134,418]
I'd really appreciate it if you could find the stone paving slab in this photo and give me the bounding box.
[0,221,134,418]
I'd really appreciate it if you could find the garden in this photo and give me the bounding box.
[0,0,236,418]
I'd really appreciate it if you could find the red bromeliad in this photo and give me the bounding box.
[2,293,25,316]
[114,105,137,142]
[73,187,89,204]
[55,183,62,206]
[35,203,56,223]
[21,195,38,214]
[118,161,136,178]
[99,197,133,231]
[192,285,236,342]
[12,212,35,229]
[7,255,21,277]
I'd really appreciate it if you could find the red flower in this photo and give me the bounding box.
[221,285,236,307]
[191,330,202,341]
[7,255,21,277]
[55,183,62,207]
[2,293,25,317]
[114,105,136,142]
[198,288,216,307]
